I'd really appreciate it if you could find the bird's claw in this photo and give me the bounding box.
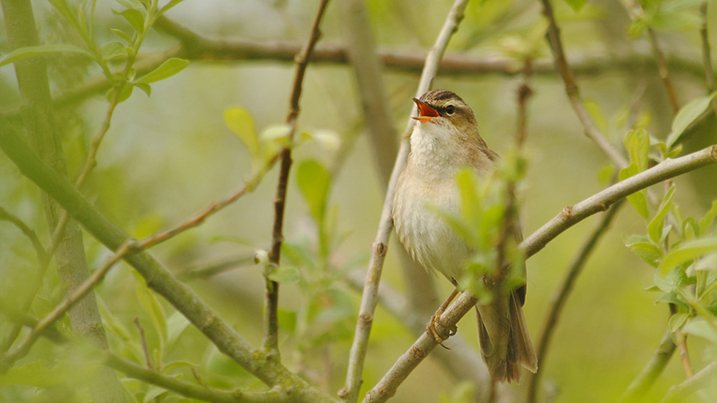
[427,314,457,348]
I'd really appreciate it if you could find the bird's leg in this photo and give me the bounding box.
[427,288,460,344]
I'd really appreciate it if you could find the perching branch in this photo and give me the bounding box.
[341,0,471,401]
[363,292,479,403]
[527,200,624,403]
[263,0,331,356]
[540,0,629,169]
[522,145,717,258]
[345,270,491,398]
[363,145,717,403]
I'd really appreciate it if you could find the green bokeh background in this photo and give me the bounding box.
[2,0,717,402]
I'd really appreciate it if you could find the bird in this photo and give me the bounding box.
[392,89,538,383]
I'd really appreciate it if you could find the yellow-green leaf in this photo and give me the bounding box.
[660,237,717,274]
[297,160,330,222]
[223,107,260,158]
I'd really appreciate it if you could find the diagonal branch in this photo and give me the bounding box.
[1,240,136,370]
[364,145,717,403]
[263,0,331,356]
[340,0,472,401]
[0,122,335,403]
[540,0,628,169]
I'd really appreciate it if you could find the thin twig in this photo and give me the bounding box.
[540,0,628,169]
[0,240,137,370]
[344,270,491,397]
[0,121,336,403]
[362,292,479,403]
[363,145,717,403]
[647,28,680,113]
[0,206,48,265]
[527,200,624,403]
[341,1,471,401]
[105,353,289,403]
[659,361,717,403]
[136,169,268,251]
[263,0,331,356]
[701,3,715,92]
[134,317,153,369]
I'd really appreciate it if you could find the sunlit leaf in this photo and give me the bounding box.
[667,93,716,147]
[136,58,189,84]
[101,41,127,61]
[133,82,152,97]
[648,185,675,243]
[669,312,689,332]
[0,44,94,68]
[654,267,689,293]
[133,272,168,351]
[111,28,133,43]
[297,160,331,222]
[223,107,260,158]
[160,0,187,14]
[699,200,717,235]
[267,266,300,284]
[660,237,717,274]
[118,8,145,34]
[166,311,190,351]
[683,317,717,343]
[563,0,587,12]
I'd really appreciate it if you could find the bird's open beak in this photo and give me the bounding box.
[412,98,439,122]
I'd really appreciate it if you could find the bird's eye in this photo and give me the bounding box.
[446,105,455,115]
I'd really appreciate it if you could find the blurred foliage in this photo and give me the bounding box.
[1,0,717,402]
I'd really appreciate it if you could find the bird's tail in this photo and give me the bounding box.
[476,290,538,383]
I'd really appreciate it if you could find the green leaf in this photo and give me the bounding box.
[297,160,331,222]
[648,185,676,243]
[624,129,650,172]
[111,28,133,43]
[669,312,689,332]
[165,311,190,351]
[650,9,702,32]
[667,93,716,147]
[48,0,82,32]
[133,82,151,97]
[619,165,650,221]
[118,8,145,33]
[101,41,127,61]
[115,0,144,10]
[160,0,187,14]
[656,292,688,307]
[135,58,189,84]
[0,44,94,68]
[223,107,260,158]
[133,272,167,351]
[267,266,300,283]
[683,317,717,343]
[455,168,481,225]
[660,237,717,274]
[699,200,717,235]
[627,240,662,267]
[115,83,134,103]
[563,0,587,12]
[654,267,689,293]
